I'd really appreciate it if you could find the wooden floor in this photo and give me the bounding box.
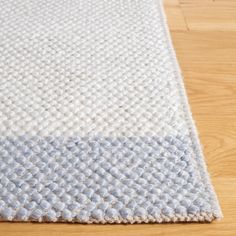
[1,0,236,235]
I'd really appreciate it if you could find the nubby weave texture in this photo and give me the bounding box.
[0,0,222,223]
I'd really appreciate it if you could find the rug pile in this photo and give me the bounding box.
[0,0,221,222]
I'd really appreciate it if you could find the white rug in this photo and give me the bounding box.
[0,0,222,223]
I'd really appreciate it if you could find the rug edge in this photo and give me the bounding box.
[157,0,223,221]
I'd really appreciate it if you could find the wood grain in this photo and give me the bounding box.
[180,0,236,31]
[0,0,236,235]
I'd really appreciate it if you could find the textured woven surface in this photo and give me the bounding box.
[0,0,222,223]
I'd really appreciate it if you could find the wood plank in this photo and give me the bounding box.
[163,0,188,31]
[170,31,236,116]
[195,118,236,177]
[180,0,236,31]
[171,31,236,74]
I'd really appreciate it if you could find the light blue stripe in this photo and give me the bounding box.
[0,135,213,221]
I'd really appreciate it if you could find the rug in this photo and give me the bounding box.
[0,0,222,223]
